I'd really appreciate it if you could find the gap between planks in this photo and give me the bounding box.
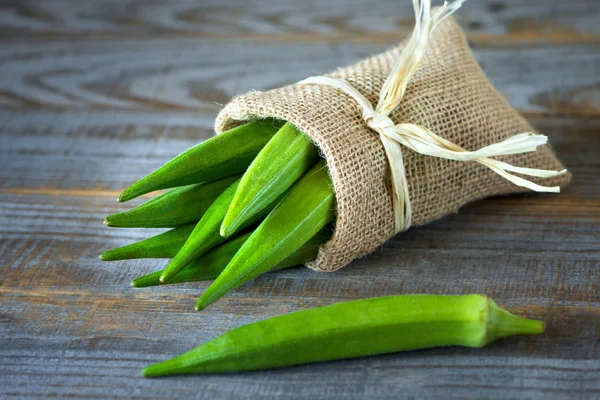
[0,187,154,199]
[5,31,600,48]
[2,286,599,314]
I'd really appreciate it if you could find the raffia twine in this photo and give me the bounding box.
[215,3,570,272]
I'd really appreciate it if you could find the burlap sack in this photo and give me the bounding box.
[215,17,570,272]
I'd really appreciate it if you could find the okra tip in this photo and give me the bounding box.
[98,248,122,261]
[117,193,133,203]
[141,364,162,378]
[194,291,215,311]
[130,279,141,288]
[142,356,190,377]
[218,212,247,237]
[130,276,155,288]
[103,214,123,227]
[157,262,187,283]
[117,186,138,203]
[194,294,213,312]
[103,215,118,227]
[219,225,232,238]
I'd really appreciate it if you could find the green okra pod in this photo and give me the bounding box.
[143,294,545,376]
[221,122,319,237]
[160,177,285,283]
[195,159,335,311]
[131,228,330,288]
[99,223,195,261]
[158,180,244,282]
[104,175,239,228]
[132,233,250,288]
[118,120,282,203]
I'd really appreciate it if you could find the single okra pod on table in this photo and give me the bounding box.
[195,159,335,311]
[99,223,195,261]
[159,177,285,283]
[104,175,239,228]
[221,122,320,237]
[118,120,283,203]
[131,228,330,288]
[143,294,544,376]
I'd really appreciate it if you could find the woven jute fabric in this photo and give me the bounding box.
[215,17,570,272]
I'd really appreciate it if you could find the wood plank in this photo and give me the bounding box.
[2,188,599,293]
[0,347,597,399]
[0,110,218,191]
[1,113,598,191]
[1,188,599,397]
[1,199,599,398]
[2,1,598,398]
[1,114,598,397]
[2,0,599,46]
[1,38,598,115]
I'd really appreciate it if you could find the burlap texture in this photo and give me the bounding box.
[215,17,570,272]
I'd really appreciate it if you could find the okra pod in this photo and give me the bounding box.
[118,120,282,202]
[104,175,239,228]
[195,159,335,310]
[132,234,250,288]
[100,223,195,261]
[160,177,284,283]
[221,122,319,237]
[143,294,544,376]
[132,228,330,288]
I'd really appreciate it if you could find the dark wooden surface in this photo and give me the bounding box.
[1,1,599,398]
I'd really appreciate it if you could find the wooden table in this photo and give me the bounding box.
[1,1,598,398]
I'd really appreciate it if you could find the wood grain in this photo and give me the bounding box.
[1,0,598,398]
[1,117,598,398]
[1,40,598,116]
[2,0,600,46]
[0,109,217,190]
[1,113,599,192]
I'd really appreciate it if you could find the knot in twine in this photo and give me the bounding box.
[299,0,566,234]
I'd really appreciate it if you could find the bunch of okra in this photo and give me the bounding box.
[101,120,548,377]
[102,119,335,310]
